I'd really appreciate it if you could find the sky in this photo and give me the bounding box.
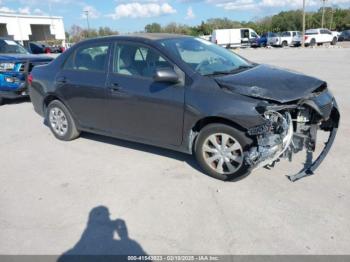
[1,0,350,33]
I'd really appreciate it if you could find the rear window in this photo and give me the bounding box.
[306,30,318,35]
[281,32,291,37]
[64,44,109,72]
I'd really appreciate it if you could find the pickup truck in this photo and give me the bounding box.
[0,38,53,105]
[269,31,302,47]
[304,28,337,46]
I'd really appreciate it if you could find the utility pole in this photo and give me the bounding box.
[84,10,90,37]
[329,6,334,30]
[321,0,327,28]
[302,0,306,47]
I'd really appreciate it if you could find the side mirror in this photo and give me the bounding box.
[153,68,179,83]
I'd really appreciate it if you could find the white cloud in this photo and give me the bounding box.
[0,5,33,14]
[18,6,30,14]
[108,2,176,19]
[33,8,46,15]
[81,5,100,19]
[185,6,195,19]
[0,6,15,13]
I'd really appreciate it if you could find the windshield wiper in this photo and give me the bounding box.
[204,65,254,76]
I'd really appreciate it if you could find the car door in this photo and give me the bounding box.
[54,42,111,131]
[320,29,328,43]
[105,41,185,146]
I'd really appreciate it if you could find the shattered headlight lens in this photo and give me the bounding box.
[0,62,15,72]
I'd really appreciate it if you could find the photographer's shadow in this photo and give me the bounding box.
[58,206,147,261]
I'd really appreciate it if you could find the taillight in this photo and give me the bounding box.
[28,74,33,85]
[45,48,51,53]
[304,36,308,40]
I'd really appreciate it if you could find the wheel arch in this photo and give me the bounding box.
[42,94,78,127]
[192,116,246,133]
[187,116,248,153]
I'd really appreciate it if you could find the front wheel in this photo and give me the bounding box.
[194,124,251,181]
[46,100,80,141]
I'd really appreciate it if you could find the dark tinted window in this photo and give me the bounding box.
[64,44,109,72]
[113,43,172,78]
[281,32,291,37]
[0,39,29,54]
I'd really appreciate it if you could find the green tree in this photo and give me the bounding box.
[145,23,162,33]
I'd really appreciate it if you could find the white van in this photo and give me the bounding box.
[211,28,259,48]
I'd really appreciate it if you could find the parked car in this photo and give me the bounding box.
[27,42,59,54]
[267,31,301,47]
[0,38,53,105]
[304,28,337,46]
[212,28,259,48]
[250,33,268,48]
[29,34,340,182]
[267,32,280,46]
[338,30,350,41]
[280,31,302,46]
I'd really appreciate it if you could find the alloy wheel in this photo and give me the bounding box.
[202,133,244,175]
[49,107,68,137]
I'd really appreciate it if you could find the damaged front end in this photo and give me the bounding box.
[245,88,340,182]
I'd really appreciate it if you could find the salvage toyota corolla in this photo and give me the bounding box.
[28,34,340,181]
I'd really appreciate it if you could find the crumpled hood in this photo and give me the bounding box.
[0,54,53,63]
[215,64,325,103]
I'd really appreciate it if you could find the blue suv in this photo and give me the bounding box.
[0,38,53,105]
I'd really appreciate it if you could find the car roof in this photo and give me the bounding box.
[78,33,191,45]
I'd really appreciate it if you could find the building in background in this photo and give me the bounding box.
[0,12,65,46]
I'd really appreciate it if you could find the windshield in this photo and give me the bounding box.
[159,37,252,76]
[0,39,29,54]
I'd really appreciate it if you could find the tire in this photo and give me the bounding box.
[310,39,316,47]
[282,41,288,47]
[194,123,252,181]
[331,37,337,45]
[0,97,3,106]
[46,100,80,141]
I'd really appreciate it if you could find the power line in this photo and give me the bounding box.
[84,10,90,36]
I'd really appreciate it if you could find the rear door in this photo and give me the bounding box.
[54,42,111,131]
[105,41,185,146]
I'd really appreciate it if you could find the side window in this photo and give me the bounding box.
[64,44,109,72]
[292,32,296,36]
[114,43,172,78]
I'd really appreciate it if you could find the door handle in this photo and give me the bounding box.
[56,76,67,84]
[109,83,122,92]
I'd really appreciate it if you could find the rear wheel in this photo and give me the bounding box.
[331,37,337,45]
[46,100,80,141]
[282,41,288,47]
[194,124,251,181]
[310,39,316,47]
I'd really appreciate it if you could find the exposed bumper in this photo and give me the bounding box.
[287,126,338,182]
[245,91,340,182]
